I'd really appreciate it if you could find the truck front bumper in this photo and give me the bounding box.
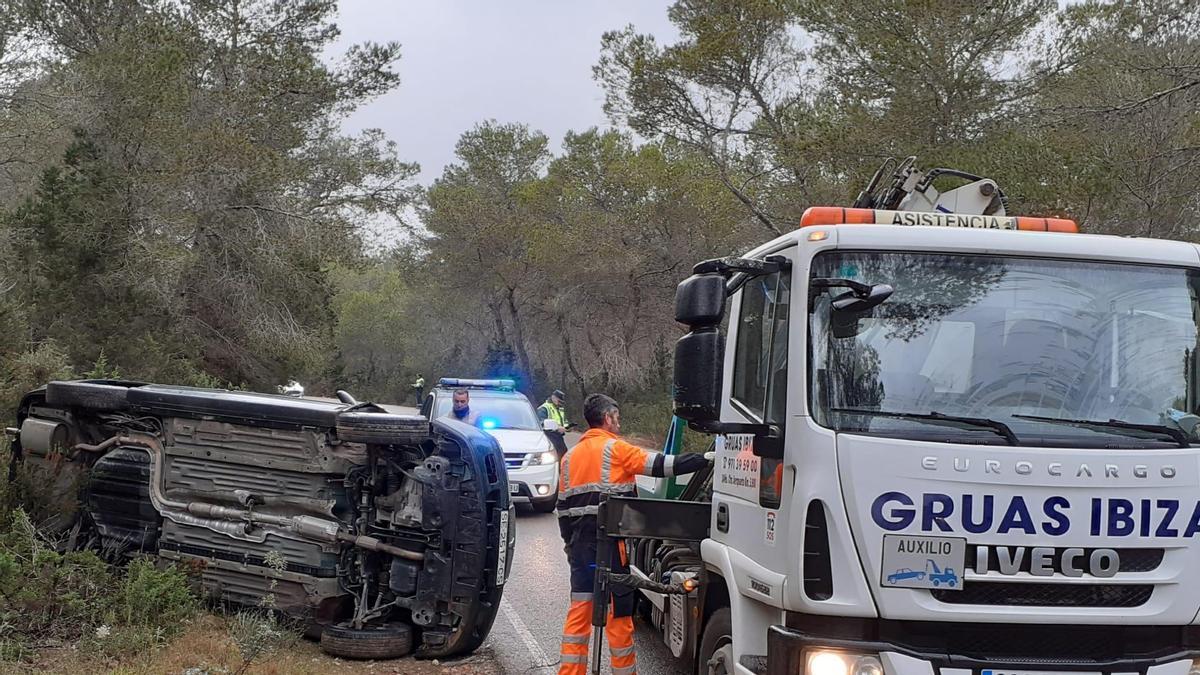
[766,622,1200,675]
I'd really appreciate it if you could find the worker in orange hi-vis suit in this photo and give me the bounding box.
[556,394,709,675]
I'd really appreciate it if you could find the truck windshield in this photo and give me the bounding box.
[809,252,1200,447]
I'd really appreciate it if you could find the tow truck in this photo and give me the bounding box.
[598,157,1200,675]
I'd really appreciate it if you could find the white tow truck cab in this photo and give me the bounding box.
[663,186,1200,675]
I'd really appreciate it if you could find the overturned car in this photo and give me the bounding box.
[7,380,515,660]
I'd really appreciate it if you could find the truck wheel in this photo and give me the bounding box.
[699,607,733,675]
[320,622,413,660]
[336,412,428,445]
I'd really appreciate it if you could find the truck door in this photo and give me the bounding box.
[713,246,793,576]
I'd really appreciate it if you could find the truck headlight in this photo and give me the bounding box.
[532,451,557,465]
[805,650,883,675]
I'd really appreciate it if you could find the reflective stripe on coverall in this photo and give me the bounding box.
[556,429,682,675]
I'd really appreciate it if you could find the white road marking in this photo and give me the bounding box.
[501,597,555,671]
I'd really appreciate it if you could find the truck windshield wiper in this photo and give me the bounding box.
[1012,414,1190,448]
[831,408,1019,446]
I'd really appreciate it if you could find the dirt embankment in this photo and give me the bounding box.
[2,614,502,675]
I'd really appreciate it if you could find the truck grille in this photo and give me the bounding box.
[786,613,1200,663]
[964,546,1164,574]
[933,581,1152,607]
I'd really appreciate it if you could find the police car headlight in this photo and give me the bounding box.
[805,650,883,675]
[533,451,557,465]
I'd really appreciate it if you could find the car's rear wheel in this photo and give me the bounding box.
[336,412,428,445]
[45,381,136,411]
[320,622,413,660]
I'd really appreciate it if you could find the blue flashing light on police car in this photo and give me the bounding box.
[437,378,516,391]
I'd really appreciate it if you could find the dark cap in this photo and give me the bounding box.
[552,389,566,400]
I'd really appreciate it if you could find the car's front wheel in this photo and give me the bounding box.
[320,622,413,660]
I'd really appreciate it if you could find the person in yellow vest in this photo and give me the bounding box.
[410,374,425,406]
[537,389,572,456]
[556,394,708,675]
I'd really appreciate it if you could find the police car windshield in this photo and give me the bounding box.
[810,252,1200,448]
[433,393,540,430]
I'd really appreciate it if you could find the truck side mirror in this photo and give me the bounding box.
[673,272,727,426]
[675,273,726,325]
[673,327,724,424]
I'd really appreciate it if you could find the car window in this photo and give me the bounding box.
[432,394,540,430]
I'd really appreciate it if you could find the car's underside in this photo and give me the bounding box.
[9,380,515,660]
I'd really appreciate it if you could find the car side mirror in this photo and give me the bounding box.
[542,419,557,431]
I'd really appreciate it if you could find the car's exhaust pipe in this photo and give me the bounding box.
[75,433,424,562]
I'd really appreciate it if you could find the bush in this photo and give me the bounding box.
[0,509,198,661]
[0,341,75,426]
[618,398,712,455]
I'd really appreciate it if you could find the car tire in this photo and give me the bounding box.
[45,381,134,411]
[531,494,558,513]
[336,412,428,445]
[699,607,733,675]
[320,622,414,660]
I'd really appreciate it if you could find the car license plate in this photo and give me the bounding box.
[983,671,1101,675]
[880,534,966,590]
[509,483,519,495]
[496,508,510,586]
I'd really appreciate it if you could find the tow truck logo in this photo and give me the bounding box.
[881,535,965,589]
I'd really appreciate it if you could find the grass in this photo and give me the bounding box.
[0,614,501,674]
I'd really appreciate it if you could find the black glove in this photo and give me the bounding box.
[672,452,710,476]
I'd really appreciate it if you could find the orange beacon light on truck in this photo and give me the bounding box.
[799,207,1079,233]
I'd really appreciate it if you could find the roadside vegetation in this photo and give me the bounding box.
[0,436,198,669]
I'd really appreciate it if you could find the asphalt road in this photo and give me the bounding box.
[483,432,690,675]
[483,507,690,675]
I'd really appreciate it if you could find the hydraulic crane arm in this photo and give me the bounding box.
[854,155,1008,216]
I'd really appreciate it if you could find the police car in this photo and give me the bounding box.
[421,378,559,513]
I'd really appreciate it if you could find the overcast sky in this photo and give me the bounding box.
[330,1,678,187]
